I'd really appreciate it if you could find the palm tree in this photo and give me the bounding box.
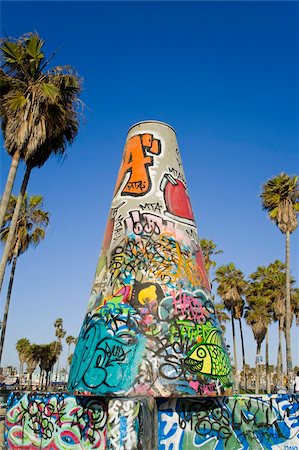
[54,318,66,383]
[246,265,275,392]
[68,353,73,367]
[214,302,229,332]
[25,343,42,389]
[266,260,287,385]
[0,32,81,294]
[16,337,30,388]
[65,335,75,381]
[200,238,223,279]
[41,341,62,389]
[39,341,61,389]
[260,173,299,377]
[215,263,247,393]
[0,194,49,363]
[245,299,271,394]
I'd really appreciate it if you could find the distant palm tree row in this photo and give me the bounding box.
[15,319,76,390]
[200,173,299,394]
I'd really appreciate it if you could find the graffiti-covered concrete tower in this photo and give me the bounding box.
[68,121,233,397]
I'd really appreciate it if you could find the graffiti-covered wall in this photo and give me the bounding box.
[157,395,299,449]
[5,393,299,449]
[68,121,233,397]
[5,393,108,449]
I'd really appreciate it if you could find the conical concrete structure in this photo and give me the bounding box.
[68,121,233,397]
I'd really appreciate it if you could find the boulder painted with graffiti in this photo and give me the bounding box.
[68,121,233,397]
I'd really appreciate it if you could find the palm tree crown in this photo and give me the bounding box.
[200,238,223,276]
[16,337,30,362]
[260,173,299,234]
[0,194,49,259]
[0,194,49,362]
[0,32,82,168]
[215,263,247,314]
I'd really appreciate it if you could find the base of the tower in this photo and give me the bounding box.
[3,392,299,448]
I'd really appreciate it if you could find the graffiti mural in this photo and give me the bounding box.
[157,394,299,450]
[160,173,195,224]
[5,393,298,449]
[5,392,107,449]
[115,133,161,197]
[68,121,233,397]
[107,398,156,450]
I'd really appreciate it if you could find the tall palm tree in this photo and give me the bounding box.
[36,344,46,389]
[245,299,271,394]
[54,318,66,383]
[0,194,49,363]
[16,337,30,388]
[246,266,275,392]
[65,335,75,381]
[0,32,81,294]
[266,260,287,385]
[200,238,223,279]
[260,173,299,376]
[215,263,247,393]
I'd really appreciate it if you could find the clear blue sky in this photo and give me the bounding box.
[1,1,298,372]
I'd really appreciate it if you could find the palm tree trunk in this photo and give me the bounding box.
[19,361,23,389]
[285,231,292,383]
[0,251,18,364]
[0,164,32,295]
[238,318,246,391]
[46,370,51,389]
[55,355,60,382]
[231,311,239,393]
[50,366,55,388]
[255,343,261,394]
[266,327,270,393]
[277,318,283,386]
[65,344,71,383]
[0,150,21,230]
[55,338,61,382]
[27,372,32,390]
[38,370,41,390]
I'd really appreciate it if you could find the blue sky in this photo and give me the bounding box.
[1,1,298,372]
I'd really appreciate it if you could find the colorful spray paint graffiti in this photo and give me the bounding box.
[5,393,299,449]
[115,133,161,197]
[107,398,156,450]
[68,121,233,397]
[5,393,107,449]
[157,394,299,450]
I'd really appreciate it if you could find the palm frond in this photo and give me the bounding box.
[1,32,82,166]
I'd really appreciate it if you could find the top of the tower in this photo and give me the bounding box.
[127,120,176,134]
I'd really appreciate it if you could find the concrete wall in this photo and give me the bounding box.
[5,392,299,449]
